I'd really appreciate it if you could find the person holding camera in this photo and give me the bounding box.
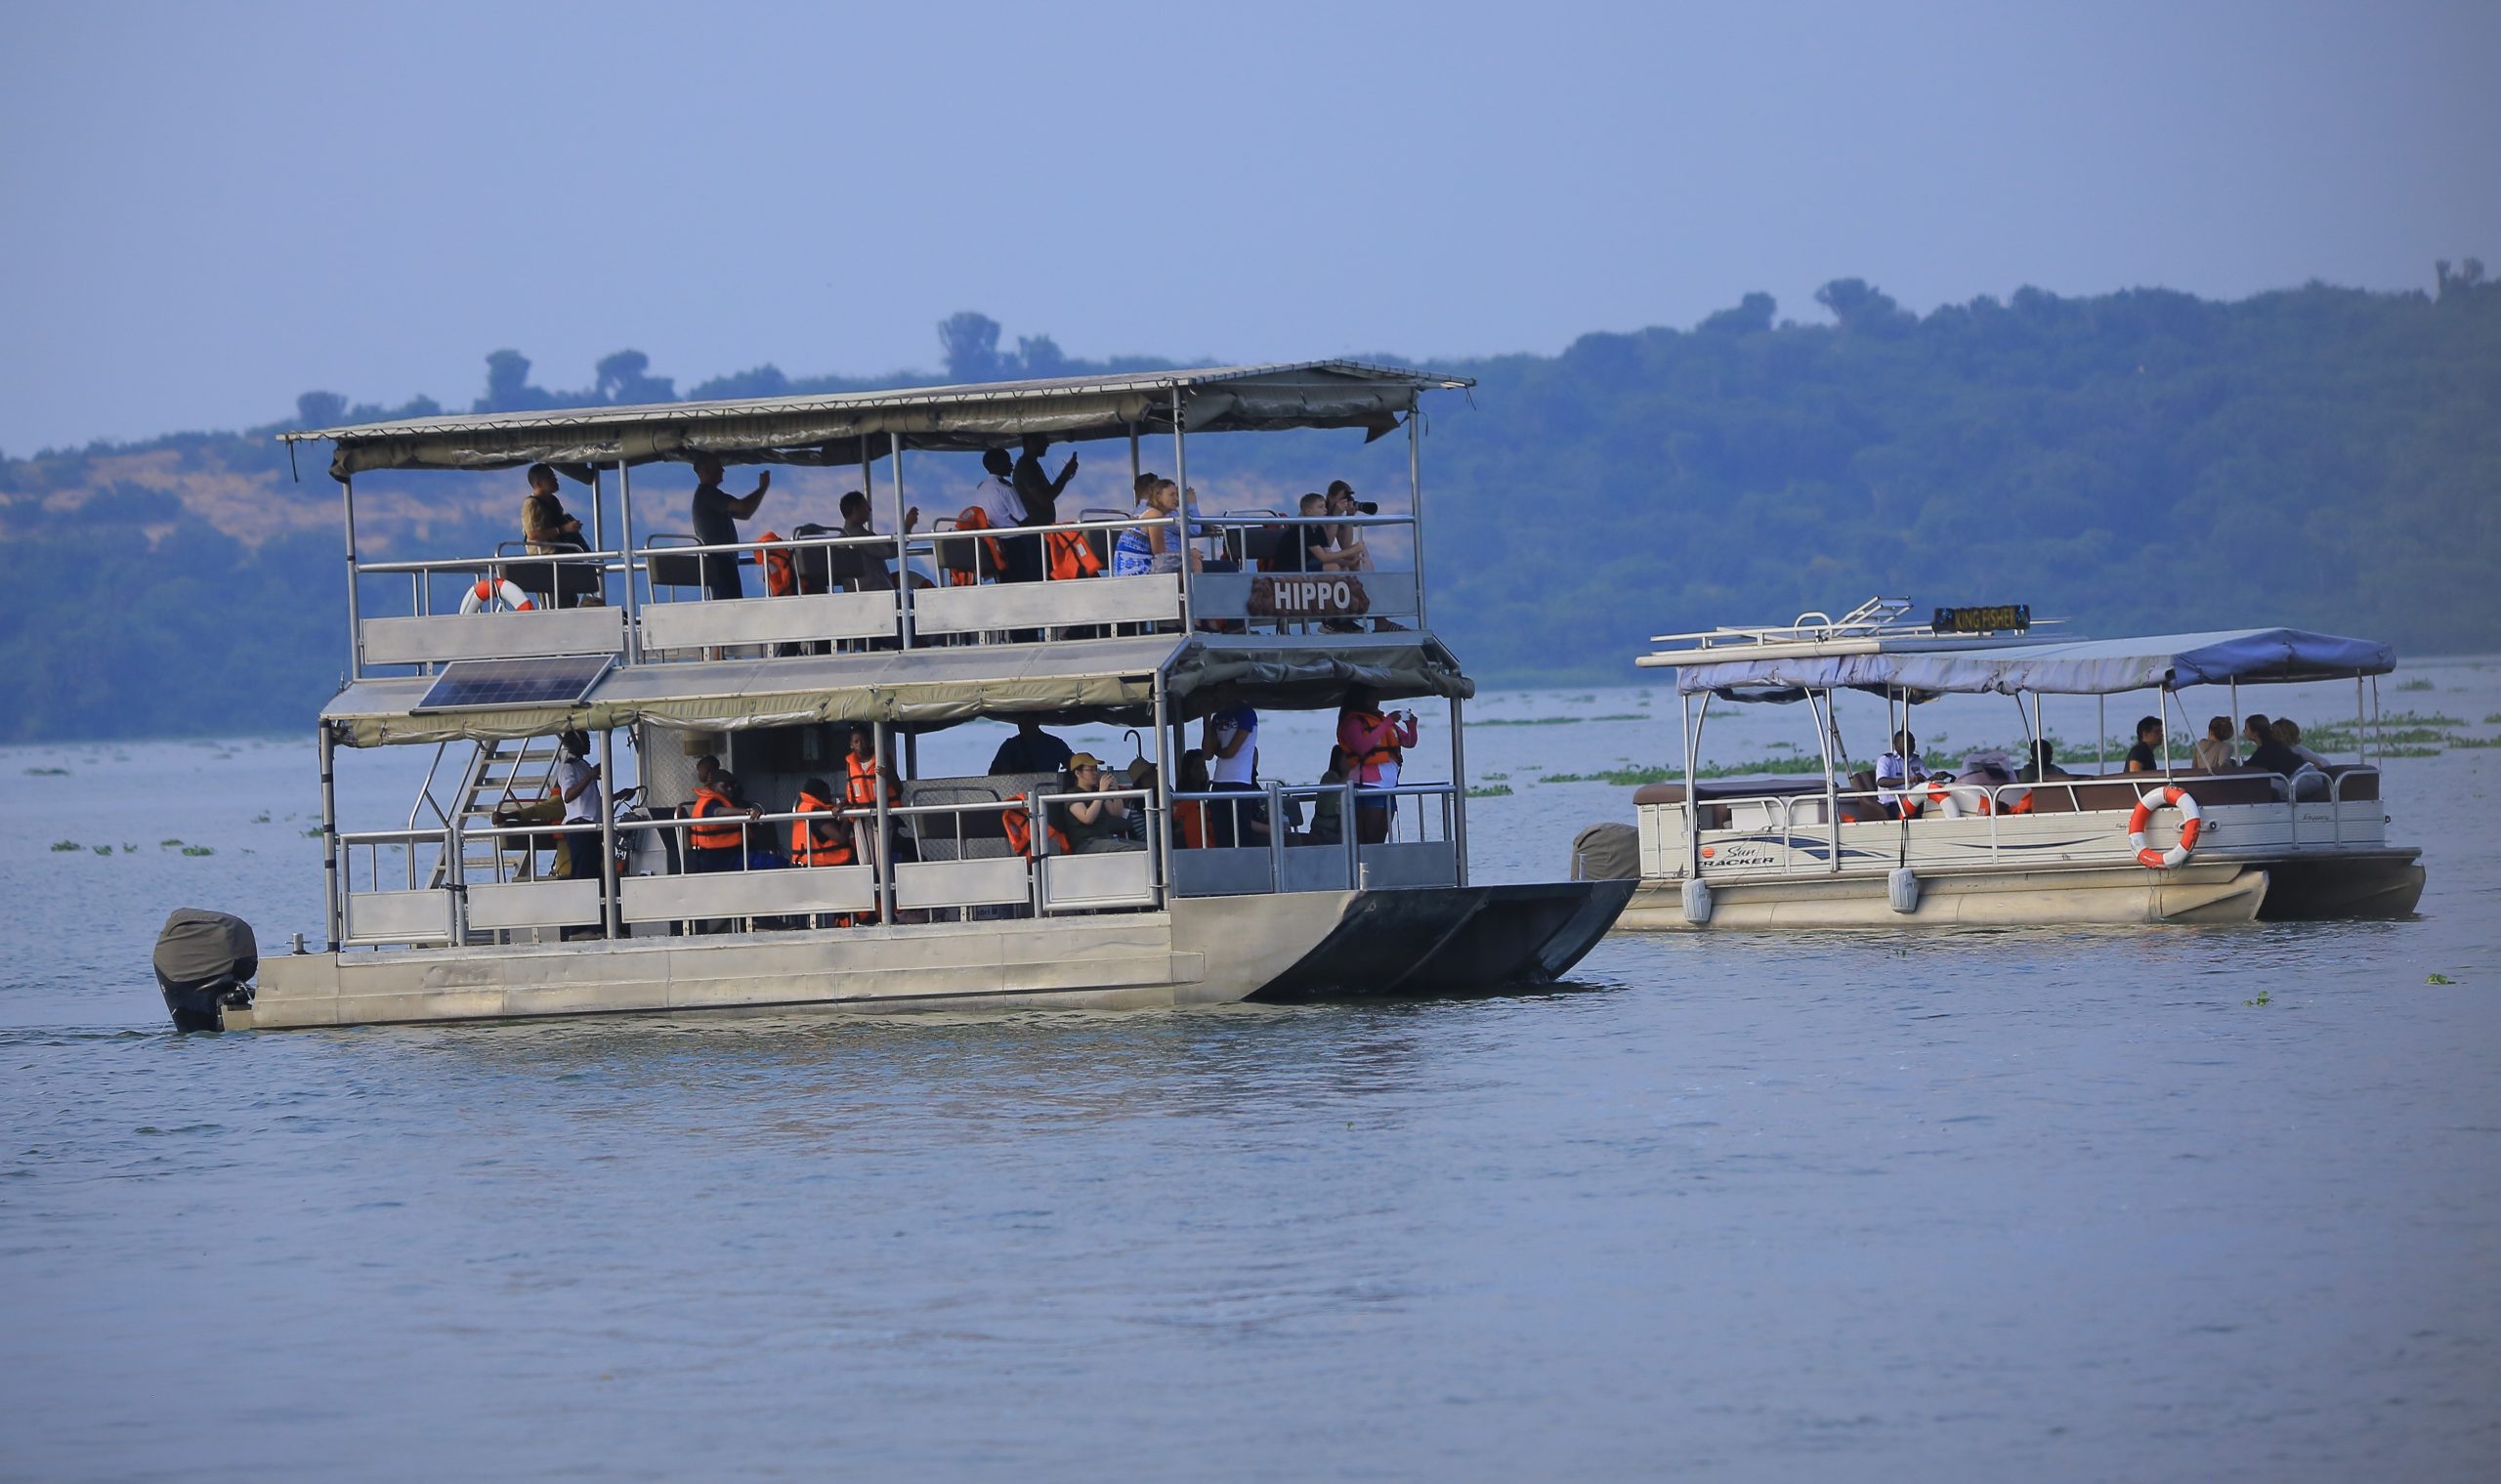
[1337,687,1420,846]
[1322,480,1378,572]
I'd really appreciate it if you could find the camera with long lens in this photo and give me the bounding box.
[1353,499,1378,515]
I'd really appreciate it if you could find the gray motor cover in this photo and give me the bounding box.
[1570,822,1641,881]
[154,908,259,986]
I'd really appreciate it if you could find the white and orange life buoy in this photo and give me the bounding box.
[1924,780,1992,818]
[2127,784,2204,869]
[458,577,536,614]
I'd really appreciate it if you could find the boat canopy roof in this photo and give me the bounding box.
[1672,627,2395,699]
[280,360,1471,482]
[321,632,1472,747]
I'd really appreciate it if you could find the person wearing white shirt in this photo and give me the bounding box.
[552,729,603,886]
[1875,731,1928,818]
[970,447,1036,584]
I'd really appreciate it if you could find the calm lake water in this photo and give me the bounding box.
[3,662,2497,1481]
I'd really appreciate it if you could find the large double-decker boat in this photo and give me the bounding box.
[1577,598,2426,931]
[157,362,1632,1030]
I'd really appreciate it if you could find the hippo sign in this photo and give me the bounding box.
[1250,574,1372,617]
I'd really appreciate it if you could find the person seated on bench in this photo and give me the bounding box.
[2275,717,2332,770]
[2123,715,2165,774]
[2194,715,2236,772]
[1875,731,1929,817]
[687,767,761,874]
[2015,739,2074,784]
[834,489,919,591]
[522,464,600,608]
[1050,753,1140,853]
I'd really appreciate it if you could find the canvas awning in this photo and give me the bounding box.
[321,633,1473,746]
[281,361,1472,481]
[1673,627,2396,698]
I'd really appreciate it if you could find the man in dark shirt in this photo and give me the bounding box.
[2123,715,2165,773]
[990,719,1076,776]
[689,452,770,601]
[1012,433,1079,530]
[2245,733,2307,778]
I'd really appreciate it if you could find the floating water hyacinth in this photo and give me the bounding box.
[159,838,184,847]
[23,767,68,776]
[2396,677,2435,691]
[181,845,215,857]
[1474,713,1646,728]
[92,845,112,856]
[1466,784,1514,798]
[50,840,81,852]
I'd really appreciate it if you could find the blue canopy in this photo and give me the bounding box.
[1674,628,2395,698]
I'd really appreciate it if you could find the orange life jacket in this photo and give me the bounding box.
[1174,798,1208,850]
[1045,527,1103,581]
[788,791,853,867]
[1343,710,1407,773]
[1000,793,1069,859]
[845,752,899,810]
[688,787,744,850]
[952,506,1009,583]
[757,531,796,597]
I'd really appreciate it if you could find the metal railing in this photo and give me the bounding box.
[1650,766,2387,879]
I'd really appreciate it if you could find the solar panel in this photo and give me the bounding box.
[414,656,614,712]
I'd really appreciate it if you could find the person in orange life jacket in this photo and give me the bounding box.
[841,726,914,867]
[1170,748,1213,850]
[686,764,761,874]
[1336,686,1418,845]
[789,779,855,867]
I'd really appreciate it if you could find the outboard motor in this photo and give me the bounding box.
[152,909,258,1031]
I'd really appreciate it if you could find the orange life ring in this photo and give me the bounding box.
[458,577,536,614]
[2127,784,2204,869]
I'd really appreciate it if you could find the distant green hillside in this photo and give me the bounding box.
[2,277,2495,742]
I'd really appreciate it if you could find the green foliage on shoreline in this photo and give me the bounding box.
[2,280,2496,742]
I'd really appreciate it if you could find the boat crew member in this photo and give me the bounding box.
[1876,731,1928,817]
[553,728,602,884]
[989,718,1075,775]
[689,452,770,601]
[969,448,1038,585]
[1337,686,1418,845]
[1203,685,1266,848]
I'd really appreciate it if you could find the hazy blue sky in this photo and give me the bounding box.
[3,0,2494,452]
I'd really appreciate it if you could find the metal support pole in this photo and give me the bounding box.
[616,461,641,662]
[891,433,913,649]
[1128,421,1140,484]
[2097,695,2106,775]
[1448,695,1470,886]
[318,722,341,951]
[1814,689,1842,871]
[1407,400,1427,630]
[1151,678,1172,905]
[1171,389,1193,629]
[588,468,605,554]
[1681,691,1702,877]
[598,728,619,939]
[872,720,895,924]
[341,478,361,679]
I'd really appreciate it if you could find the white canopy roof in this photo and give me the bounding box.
[1673,627,2396,698]
[279,361,1471,481]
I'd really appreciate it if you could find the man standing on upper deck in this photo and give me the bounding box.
[689,453,770,601]
[969,448,1033,585]
[1012,433,1079,533]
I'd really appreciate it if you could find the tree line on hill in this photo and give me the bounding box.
[0,277,2493,742]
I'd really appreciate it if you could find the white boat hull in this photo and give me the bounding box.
[1622,861,2268,930]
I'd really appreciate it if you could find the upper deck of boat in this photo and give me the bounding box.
[280,360,1473,730]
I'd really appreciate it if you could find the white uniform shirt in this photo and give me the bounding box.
[556,754,601,824]
[973,476,1026,530]
[1875,749,1925,808]
[1211,706,1258,786]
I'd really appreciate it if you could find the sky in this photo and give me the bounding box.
[2,0,2495,454]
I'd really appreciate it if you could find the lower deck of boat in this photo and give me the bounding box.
[1616,848,2424,932]
[232,881,1632,1030]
